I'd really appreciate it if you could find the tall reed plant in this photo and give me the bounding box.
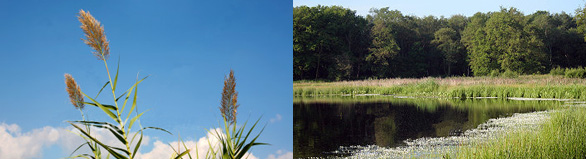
[455,107,586,158]
[200,70,268,159]
[65,10,189,159]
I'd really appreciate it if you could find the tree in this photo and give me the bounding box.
[551,12,586,68]
[445,15,470,76]
[576,3,586,41]
[448,15,468,34]
[293,5,368,80]
[486,8,547,74]
[462,12,495,76]
[525,11,558,69]
[294,5,586,80]
[415,16,447,76]
[366,8,439,78]
[463,8,547,75]
[366,8,401,77]
[432,27,460,75]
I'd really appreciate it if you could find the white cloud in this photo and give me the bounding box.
[0,123,60,158]
[0,123,259,159]
[0,122,151,158]
[267,149,293,159]
[270,114,282,123]
[136,128,258,159]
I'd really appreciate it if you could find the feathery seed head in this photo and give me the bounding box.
[65,73,85,110]
[220,69,239,124]
[78,9,110,61]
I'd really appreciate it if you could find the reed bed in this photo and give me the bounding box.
[295,75,586,87]
[454,106,586,158]
[294,96,559,114]
[294,75,586,99]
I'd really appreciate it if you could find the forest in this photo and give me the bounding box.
[294,5,586,81]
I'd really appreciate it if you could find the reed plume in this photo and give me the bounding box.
[65,73,84,110]
[220,69,239,124]
[78,9,110,61]
[212,69,267,159]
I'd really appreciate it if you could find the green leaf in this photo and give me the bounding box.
[181,138,194,159]
[210,127,232,157]
[121,75,148,117]
[95,81,110,99]
[69,122,128,159]
[204,131,218,159]
[227,118,268,159]
[174,149,191,159]
[113,57,120,91]
[129,130,141,146]
[195,143,200,159]
[234,122,248,148]
[116,91,127,102]
[88,142,97,154]
[167,141,192,159]
[126,80,139,124]
[106,126,128,146]
[141,126,172,135]
[83,102,117,111]
[109,146,130,156]
[131,132,143,159]
[239,124,268,158]
[70,121,124,135]
[128,111,146,131]
[70,121,128,149]
[69,142,89,157]
[66,154,95,159]
[82,92,120,123]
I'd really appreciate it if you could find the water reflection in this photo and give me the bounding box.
[293,96,558,158]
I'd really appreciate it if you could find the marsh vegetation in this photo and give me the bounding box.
[294,3,586,159]
[294,75,586,100]
[293,96,566,158]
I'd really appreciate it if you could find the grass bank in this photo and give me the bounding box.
[294,96,559,113]
[452,106,586,158]
[294,75,586,99]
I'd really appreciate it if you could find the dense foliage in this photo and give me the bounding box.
[293,5,369,80]
[294,5,586,81]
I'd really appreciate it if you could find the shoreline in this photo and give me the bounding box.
[332,110,551,158]
[294,76,586,100]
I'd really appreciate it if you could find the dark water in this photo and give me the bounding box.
[293,96,558,158]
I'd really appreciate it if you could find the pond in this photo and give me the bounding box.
[293,96,560,158]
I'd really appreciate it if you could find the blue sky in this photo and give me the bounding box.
[0,0,291,159]
[294,0,585,17]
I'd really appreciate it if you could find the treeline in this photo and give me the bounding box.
[294,5,586,81]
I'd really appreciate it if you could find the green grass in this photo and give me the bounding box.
[294,96,559,113]
[447,85,586,99]
[453,106,586,158]
[294,75,586,99]
[550,66,586,78]
[294,80,444,97]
